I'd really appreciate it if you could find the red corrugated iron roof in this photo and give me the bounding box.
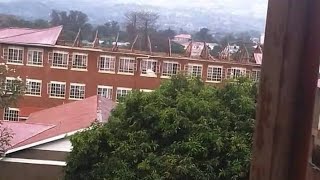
[0,121,55,150]
[0,26,63,46]
[19,107,45,117]
[5,96,115,152]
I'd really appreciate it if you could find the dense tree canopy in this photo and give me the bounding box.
[125,11,160,51]
[65,75,257,180]
[194,28,216,43]
[50,10,93,41]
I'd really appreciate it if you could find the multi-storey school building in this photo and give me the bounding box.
[0,26,262,121]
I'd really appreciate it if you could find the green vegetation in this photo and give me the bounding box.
[65,75,257,180]
[0,63,24,156]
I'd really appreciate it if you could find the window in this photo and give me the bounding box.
[4,47,24,64]
[141,59,158,76]
[69,83,85,100]
[116,87,132,100]
[27,49,43,66]
[48,81,66,98]
[162,61,180,77]
[5,77,16,92]
[97,85,113,99]
[227,67,246,79]
[72,53,88,70]
[25,79,42,96]
[186,64,203,77]
[98,55,116,73]
[118,57,136,74]
[207,66,223,82]
[252,69,261,82]
[3,108,19,121]
[50,51,69,68]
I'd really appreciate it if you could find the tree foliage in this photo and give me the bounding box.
[0,62,24,156]
[125,11,159,50]
[194,28,216,43]
[65,75,256,180]
[50,10,93,41]
[0,63,24,109]
[96,21,120,39]
[0,14,49,28]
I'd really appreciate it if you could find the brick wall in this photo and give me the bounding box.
[0,43,260,118]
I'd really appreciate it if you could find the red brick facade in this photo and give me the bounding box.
[0,43,261,119]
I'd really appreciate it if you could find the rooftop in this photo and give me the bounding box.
[0,26,262,65]
[0,26,62,46]
[1,96,115,154]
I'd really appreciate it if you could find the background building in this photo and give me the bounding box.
[0,26,262,120]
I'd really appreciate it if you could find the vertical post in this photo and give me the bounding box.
[250,0,320,180]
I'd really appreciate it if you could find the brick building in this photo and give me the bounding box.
[0,26,262,121]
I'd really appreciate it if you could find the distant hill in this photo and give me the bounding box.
[0,0,267,32]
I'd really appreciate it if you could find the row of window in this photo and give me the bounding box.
[3,86,150,121]
[3,47,89,70]
[6,68,260,100]
[3,47,261,82]
[5,78,149,100]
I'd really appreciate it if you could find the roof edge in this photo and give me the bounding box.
[5,128,83,155]
[52,25,63,45]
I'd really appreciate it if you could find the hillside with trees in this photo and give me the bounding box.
[0,9,260,56]
[65,75,257,179]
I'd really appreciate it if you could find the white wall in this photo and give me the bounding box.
[32,138,72,152]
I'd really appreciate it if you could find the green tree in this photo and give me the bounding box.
[125,11,159,51]
[50,10,93,41]
[149,28,177,53]
[65,75,256,180]
[194,28,216,43]
[0,62,24,156]
[171,42,185,54]
[210,45,223,57]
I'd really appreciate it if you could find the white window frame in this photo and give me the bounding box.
[116,87,132,101]
[207,65,223,83]
[69,83,86,100]
[3,107,20,121]
[98,55,116,73]
[27,48,43,67]
[7,46,24,65]
[71,53,88,71]
[140,59,158,77]
[227,67,247,79]
[5,77,16,92]
[186,63,203,77]
[48,81,66,99]
[118,57,136,75]
[51,51,69,69]
[97,85,113,99]
[161,61,181,78]
[251,69,261,82]
[25,79,42,97]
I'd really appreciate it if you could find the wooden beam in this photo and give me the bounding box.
[250,0,320,180]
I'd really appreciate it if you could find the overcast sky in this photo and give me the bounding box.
[116,0,268,17]
[0,0,268,18]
